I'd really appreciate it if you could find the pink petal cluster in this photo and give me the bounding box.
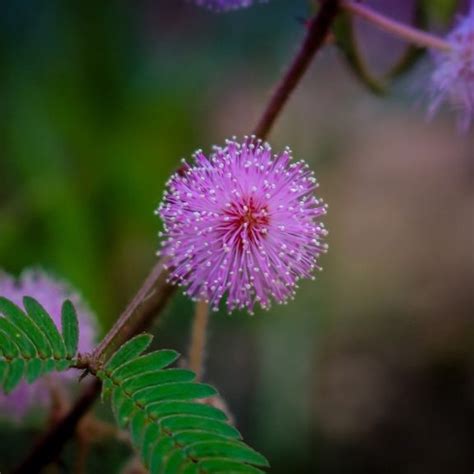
[430,1,474,131]
[157,138,328,314]
[194,0,261,11]
[0,269,97,422]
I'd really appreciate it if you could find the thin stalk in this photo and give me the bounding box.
[188,301,210,380]
[92,257,173,360]
[343,1,452,52]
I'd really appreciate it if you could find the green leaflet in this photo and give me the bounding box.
[4,359,25,393]
[111,350,180,381]
[130,410,147,447]
[0,328,20,358]
[133,382,217,407]
[104,333,154,373]
[113,388,136,428]
[162,447,188,474]
[141,423,162,462]
[99,335,269,473]
[160,414,240,439]
[187,441,269,467]
[196,459,266,474]
[149,436,176,473]
[26,358,44,383]
[61,300,79,358]
[0,360,7,383]
[0,296,79,393]
[174,431,234,446]
[122,369,195,394]
[148,401,227,422]
[0,317,36,359]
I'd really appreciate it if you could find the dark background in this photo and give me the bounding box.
[0,0,473,472]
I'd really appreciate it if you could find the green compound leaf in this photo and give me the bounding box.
[61,300,79,358]
[98,335,269,473]
[0,296,80,393]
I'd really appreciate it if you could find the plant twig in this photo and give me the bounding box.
[253,0,341,139]
[13,1,342,471]
[188,301,210,380]
[93,257,174,360]
[343,0,451,52]
[13,378,102,474]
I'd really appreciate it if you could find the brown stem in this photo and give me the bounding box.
[188,301,210,380]
[13,378,102,474]
[13,1,341,471]
[93,257,174,360]
[253,0,341,139]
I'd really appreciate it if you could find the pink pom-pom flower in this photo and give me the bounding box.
[157,138,328,314]
[0,269,97,421]
[430,1,474,131]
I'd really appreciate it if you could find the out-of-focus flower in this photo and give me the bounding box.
[0,269,97,422]
[430,1,474,131]
[194,0,260,12]
[157,138,328,314]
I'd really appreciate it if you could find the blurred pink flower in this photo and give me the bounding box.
[0,269,98,422]
[430,1,474,131]
[194,0,261,11]
[157,138,328,314]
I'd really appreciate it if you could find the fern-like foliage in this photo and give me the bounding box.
[0,296,79,393]
[0,296,269,473]
[97,334,270,474]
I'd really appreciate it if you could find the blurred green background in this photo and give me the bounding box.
[1,0,474,472]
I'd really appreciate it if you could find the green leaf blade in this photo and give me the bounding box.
[122,369,195,394]
[61,300,79,358]
[134,382,217,407]
[187,440,269,467]
[26,358,44,383]
[104,333,154,373]
[197,458,266,474]
[148,401,228,422]
[4,359,25,393]
[160,414,240,440]
[112,350,179,382]
[0,318,36,359]
[23,297,66,359]
[0,297,51,358]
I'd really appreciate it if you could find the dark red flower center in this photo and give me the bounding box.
[224,196,270,246]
